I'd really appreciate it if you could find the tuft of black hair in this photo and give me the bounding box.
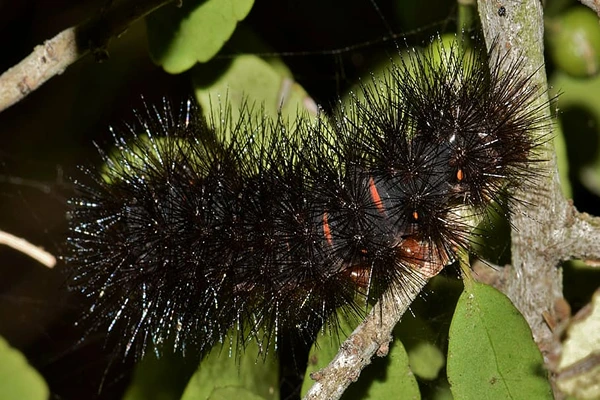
[64,37,551,361]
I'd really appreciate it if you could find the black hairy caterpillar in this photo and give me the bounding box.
[64,38,547,362]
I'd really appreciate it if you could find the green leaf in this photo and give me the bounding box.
[430,383,454,400]
[180,332,278,400]
[123,350,198,400]
[192,54,316,124]
[0,336,48,400]
[192,53,317,161]
[552,117,571,199]
[550,70,600,198]
[207,387,267,400]
[407,341,445,381]
[546,6,600,78]
[147,0,254,74]
[447,282,553,400]
[343,338,420,400]
[300,313,420,399]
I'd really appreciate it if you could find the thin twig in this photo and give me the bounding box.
[478,0,564,349]
[563,210,600,265]
[0,0,176,113]
[0,229,56,268]
[302,278,426,400]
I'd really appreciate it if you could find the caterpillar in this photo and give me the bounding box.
[64,36,548,367]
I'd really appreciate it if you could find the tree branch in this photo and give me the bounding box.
[0,0,177,113]
[302,278,426,400]
[478,0,563,351]
[0,229,56,268]
[477,2,600,396]
[563,209,600,265]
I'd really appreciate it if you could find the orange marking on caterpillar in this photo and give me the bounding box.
[397,236,450,278]
[322,211,333,246]
[368,177,385,214]
[346,265,371,289]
